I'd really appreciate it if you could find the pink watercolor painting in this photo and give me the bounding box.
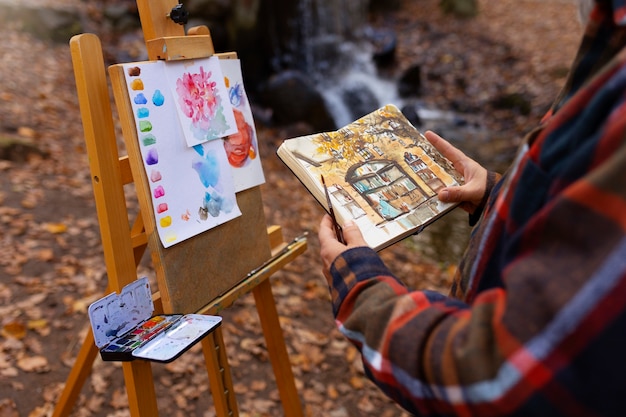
[166,57,237,147]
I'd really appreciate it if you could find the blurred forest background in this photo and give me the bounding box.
[0,0,582,416]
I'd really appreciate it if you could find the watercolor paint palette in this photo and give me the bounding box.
[88,277,222,362]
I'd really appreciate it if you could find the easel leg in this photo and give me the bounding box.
[53,331,99,417]
[123,361,159,416]
[202,327,239,416]
[253,279,304,417]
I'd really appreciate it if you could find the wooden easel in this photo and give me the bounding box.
[53,1,307,416]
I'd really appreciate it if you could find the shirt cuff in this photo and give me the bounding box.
[469,170,500,226]
[329,246,397,312]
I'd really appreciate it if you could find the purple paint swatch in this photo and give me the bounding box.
[145,148,158,165]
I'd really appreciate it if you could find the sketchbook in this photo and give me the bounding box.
[277,104,464,251]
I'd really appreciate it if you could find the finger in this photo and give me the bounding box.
[424,130,466,168]
[318,216,344,278]
[341,220,368,246]
[318,214,339,240]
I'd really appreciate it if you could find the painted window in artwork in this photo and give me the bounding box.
[346,159,429,221]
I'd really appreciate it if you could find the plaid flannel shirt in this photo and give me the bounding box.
[327,1,626,415]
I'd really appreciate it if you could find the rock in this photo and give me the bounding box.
[103,3,141,32]
[369,0,401,13]
[397,64,423,98]
[339,81,380,121]
[259,70,337,131]
[439,0,479,18]
[401,104,423,127]
[184,0,231,20]
[363,26,397,67]
[0,135,48,163]
[19,5,83,43]
[492,92,532,115]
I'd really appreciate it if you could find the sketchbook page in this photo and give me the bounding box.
[278,104,463,251]
[164,56,238,147]
[219,58,266,192]
[277,132,329,206]
[122,61,242,248]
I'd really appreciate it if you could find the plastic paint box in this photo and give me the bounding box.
[88,277,222,363]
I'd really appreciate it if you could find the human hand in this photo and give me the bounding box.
[424,130,489,214]
[318,214,367,284]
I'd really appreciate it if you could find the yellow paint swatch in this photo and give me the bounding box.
[159,216,172,228]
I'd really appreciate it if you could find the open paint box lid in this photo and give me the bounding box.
[88,277,221,363]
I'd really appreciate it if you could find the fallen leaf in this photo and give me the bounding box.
[349,375,365,389]
[110,388,128,409]
[0,398,19,417]
[327,384,339,399]
[346,345,358,363]
[37,248,54,262]
[27,405,53,417]
[16,355,49,373]
[0,368,18,378]
[27,319,49,331]
[250,379,267,391]
[357,395,375,413]
[233,382,248,395]
[91,372,108,394]
[20,196,37,209]
[17,127,36,139]
[43,222,67,234]
[1,322,26,340]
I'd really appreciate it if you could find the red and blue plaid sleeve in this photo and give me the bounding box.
[327,1,626,415]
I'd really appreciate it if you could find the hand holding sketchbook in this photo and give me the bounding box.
[277,104,464,251]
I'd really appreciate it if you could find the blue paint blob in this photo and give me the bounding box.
[192,144,204,157]
[146,148,159,165]
[191,151,220,188]
[137,107,149,118]
[206,193,221,217]
[229,83,243,107]
[134,93,148,105]
[152,90,165,106]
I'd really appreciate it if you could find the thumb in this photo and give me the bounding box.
[438,186,467,204]
[341,220,368,247]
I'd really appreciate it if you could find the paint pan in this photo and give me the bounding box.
[88,277,221,362]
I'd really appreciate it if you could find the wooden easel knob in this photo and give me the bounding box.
[167,3,188,25]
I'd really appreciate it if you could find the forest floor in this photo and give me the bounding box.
[0,0,582,416]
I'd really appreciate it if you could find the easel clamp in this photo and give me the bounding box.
[147,35,215,61]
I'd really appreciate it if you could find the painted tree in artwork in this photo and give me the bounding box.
[312,106,416,168]
[314,129,377,167]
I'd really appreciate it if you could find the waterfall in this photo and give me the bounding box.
[296,0,402,126]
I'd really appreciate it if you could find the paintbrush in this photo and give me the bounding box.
[321,175,345,244]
